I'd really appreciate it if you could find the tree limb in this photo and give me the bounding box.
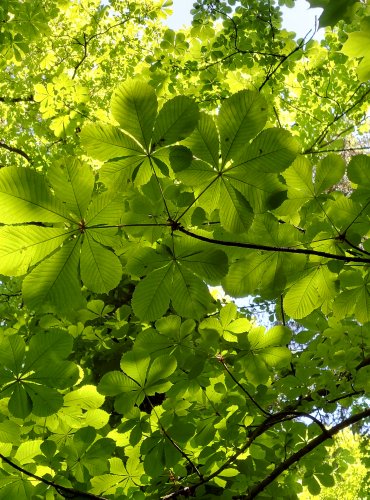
[0,453,108,500]
[0,141,32,162]
[244,408,370,499]
[175,225,370,264]
[0,95,34,103]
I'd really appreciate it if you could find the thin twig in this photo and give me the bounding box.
[217,355,271,416]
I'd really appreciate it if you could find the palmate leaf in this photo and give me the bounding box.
[237,325,292,385]
[0,331,79,418]
[0,161,125,310]
[223,215,306,297]
[131,236,228,321]
[135,315,195,359]
[177,91,298,231]
[333,271,370,324]
[81,79,199,188]
[98,349,176,414]
[91,456,144,496]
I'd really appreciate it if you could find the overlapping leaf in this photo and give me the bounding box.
[222,214,306,298]
[0,331,79,418]
[0,159,124,311]
[237,325,292,385]
[176,92,300,232]
[98,349,177,414]
[81,78,199,188]
[129,235,228,321]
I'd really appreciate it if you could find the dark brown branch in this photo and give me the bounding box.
[306,145,370,154]
[305,87,370,153]
[244,408,370,499]
[72,32,88,79]
[160,409,328,500]
[259,34,310,91]
[0,453,108,499]
[356,356,370,371]
[0,95,34,103]
[148,398,203,480]
[217,355,271,417]
[175,225,370,264]
[0,141,32,162]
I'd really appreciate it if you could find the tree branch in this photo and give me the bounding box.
[244,408,370,499]
[217,354,271,417]
[0,453,108,500]
[0,95,34,103]
[0,141,32,162]
[305,87,370,153]
[161,407,370,500]
[175,225,370,264]
[259,33,310,91]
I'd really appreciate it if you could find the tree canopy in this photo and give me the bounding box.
[0,0,369,498]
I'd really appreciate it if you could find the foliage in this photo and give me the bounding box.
[0,1,369,499]
[300,429,369,499]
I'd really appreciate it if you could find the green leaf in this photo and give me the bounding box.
[0,335,26,373]
[347,155,370,194]
[85,192,124,226]
[314,154,345,194]
[309,0,357,26]
[91,456,144,496]
[219,181,254,233]
[0,421,21,444]
[0,166,70,223]
[145,354,177,393]
[342,30,370,81]
[284,265,337,319]
[80,123,144,161]
[8,385,32,419]
[26,330,74,369]
[169,145,193,172]
[48,158,95,218]
[236,128,299,172]
[218,90,267,166]
[111,79,158,150]
[80,234,122,293]
[152,95,199,148]
[131,264,172,321]
[98,371,139,396]
[22,238,84,312]
[182,112,219,167]
[120,349,151,387]
[0,226,69,276]
[64,385,105,409]
[171,264,211,319]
